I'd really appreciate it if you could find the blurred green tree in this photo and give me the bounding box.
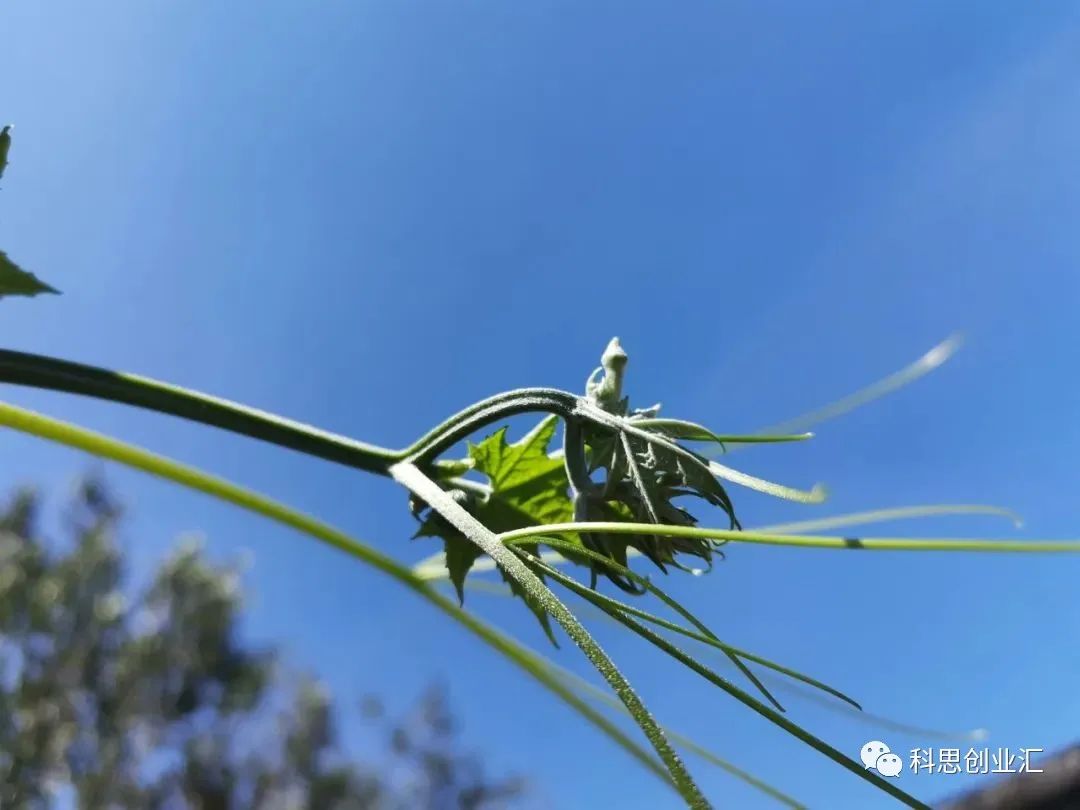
[0,477,524,809]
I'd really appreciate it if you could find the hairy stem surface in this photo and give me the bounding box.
[390,461,710,809]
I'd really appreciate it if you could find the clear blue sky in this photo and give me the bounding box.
[4,3,1080,807]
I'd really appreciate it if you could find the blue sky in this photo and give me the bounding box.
[4,2,1080,807]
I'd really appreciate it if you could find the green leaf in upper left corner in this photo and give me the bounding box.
[0,126,60,300]
[0,250,59,300]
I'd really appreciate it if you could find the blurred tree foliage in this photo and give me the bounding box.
[0,478,524,809]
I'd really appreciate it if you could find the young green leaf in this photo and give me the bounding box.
[468,415,574,528]
[409,415,578,642]
[569,347,744,584]
[412,498,484,604]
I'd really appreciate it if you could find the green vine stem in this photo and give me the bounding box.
[0,350,401,472]
[399,388,574,458]
[498,521,1080,554]
[413,503,1024,577]
[0,400,679,796]
[389,461,711,809]
[402,391,576,465]
[0,349,577,476]
[0,350,823,510]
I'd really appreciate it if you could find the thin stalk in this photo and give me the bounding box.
[520,550,785,712]
[461,578,989,746]
[753,504,1023,535]
[628,420,813,449]
[584,592,931,809]
[707,461,827,504]
[715,659,990,745]
[730,334,963,446]
[413,503,1024,576]
[0,401,674,794]
[390,462,711,809]
[499,521,1080,554]
[505,536,859,710]
[700,433,813,445]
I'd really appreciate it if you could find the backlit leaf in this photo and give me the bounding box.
[410,416,576,644]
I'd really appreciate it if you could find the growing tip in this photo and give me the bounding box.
[601,336,628,371]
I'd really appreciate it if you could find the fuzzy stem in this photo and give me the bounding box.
[402,391,576,465]
[530,650,808,810]
[401,388,576,459]
[389,461,711,809]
